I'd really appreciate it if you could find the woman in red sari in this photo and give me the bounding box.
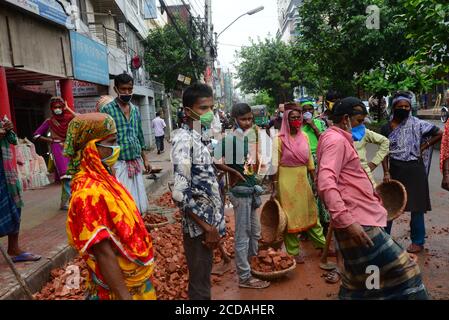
[64,113,156,300]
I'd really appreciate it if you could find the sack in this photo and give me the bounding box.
[47,155,55,173]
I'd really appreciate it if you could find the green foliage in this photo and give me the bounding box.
[144,19,206,91]
[357,61,444,96]
[235,38,304,103]
[252,90,276,115]
[403,0,449,75]
[296,0,414,96]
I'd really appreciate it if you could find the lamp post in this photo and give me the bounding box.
[216,6,264,39]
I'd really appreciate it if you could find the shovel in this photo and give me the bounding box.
[0,244,35,300]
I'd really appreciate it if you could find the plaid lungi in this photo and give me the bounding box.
[335,226,428,300]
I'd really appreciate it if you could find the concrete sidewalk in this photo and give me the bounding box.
[0,144,173,300]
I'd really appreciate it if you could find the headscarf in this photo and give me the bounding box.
[48,97,74,139]
[65,113,154,299]
[441,120,449,172]
[64,113,116,175]
[392,96,412,108]
[278,109,310,166]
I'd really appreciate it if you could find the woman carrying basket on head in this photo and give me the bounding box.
[271,108,326,264]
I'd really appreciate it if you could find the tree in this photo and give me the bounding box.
[144,18,206,91]
[403,0,449,75]
[251,90,276,115]
[357,62,442,98]
[235,38,304,103]
[297,0,414,96]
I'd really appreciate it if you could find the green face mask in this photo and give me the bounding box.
[187,108,214,128]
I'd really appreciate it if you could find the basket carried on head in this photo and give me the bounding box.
[375,179,407,221]
[260,199,287,244]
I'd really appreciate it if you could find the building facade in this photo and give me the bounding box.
[0,0,165,155]
[277,0,302,43]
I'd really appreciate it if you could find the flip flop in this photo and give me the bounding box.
[323,270,341,284]
[11,252,42,263]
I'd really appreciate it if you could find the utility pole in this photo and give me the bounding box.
[205,0,213,87]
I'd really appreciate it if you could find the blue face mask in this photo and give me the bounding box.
[352,124,366,142]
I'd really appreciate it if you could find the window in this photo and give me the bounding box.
[75,0,88,24]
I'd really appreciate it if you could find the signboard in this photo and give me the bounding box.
[74,97,99,114]
[6,0,70,27]
[143,0,158,19]
[55,80,99,97]
[70,31,109,86]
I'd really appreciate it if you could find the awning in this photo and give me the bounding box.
[5,67,66,85]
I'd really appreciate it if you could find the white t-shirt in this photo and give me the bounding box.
[152,116,166,137]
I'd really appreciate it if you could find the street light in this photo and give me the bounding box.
[216,6,265,39]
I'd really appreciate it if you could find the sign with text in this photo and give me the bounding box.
[70,31,109,86]
[74,97,99,114]
[6,0,70,27]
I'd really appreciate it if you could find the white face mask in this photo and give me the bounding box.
[279,112,284,118]
[53,109,63,115]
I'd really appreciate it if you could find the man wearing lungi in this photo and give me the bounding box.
[316,97,428,300]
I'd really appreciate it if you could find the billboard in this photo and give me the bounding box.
[70,31,109,86]
[6,0,70,27]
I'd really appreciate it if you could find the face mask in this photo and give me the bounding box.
[97,144,121,168]
[200,110,214,128]
[303,112,313,121]
[394,109,410,121]
[289,119,302,129]
[187,108,214,128]
[352,124,366,142]
[279,112,284,118]
[118,94,133,104]
[53,108,63,115]
[115,87,133,104]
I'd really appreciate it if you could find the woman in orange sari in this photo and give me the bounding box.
[64,113,156,300]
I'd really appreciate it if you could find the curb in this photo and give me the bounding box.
[1,245,77,300]
[418,115,440,120]
[145,169,172,195]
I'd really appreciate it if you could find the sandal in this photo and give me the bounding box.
[11,252,42,263]
[407,244,424,254]
[294,254,305,264]
[323,270,341,284]
[239,276,270,289]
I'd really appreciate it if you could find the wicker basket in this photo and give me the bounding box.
[375,179,407,221]
[144,221,169,232]
[251,259,296,280]
[260,199,287,244]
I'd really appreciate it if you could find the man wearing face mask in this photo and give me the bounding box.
[381,92,443,253]
[34,96,76,210]
[316,97,428,300]
[100,73,151,215]
[170,83,225,300]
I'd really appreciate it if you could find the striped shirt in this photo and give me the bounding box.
[100,99,146,161]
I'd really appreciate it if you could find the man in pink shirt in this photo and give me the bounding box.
[316,97,428,300]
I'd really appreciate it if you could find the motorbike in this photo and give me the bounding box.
[441,105,449,123]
